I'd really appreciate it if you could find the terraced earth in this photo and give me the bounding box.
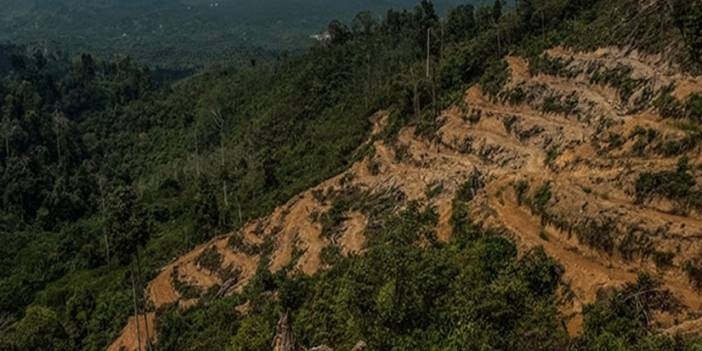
[110,46,702,350]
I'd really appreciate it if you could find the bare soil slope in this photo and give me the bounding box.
[111,46,702,349]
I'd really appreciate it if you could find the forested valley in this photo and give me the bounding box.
[2,0,702,350]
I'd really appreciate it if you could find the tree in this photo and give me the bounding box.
[76,53,97,79]
[517,0,536,31]
[12,306,71,351]
[352,11,378,36]
[193,177,220,243]
[227,316,272,351]
[328,20,351,45]
[415,0,439,47]
[446,4,476,43]
[382,9,403,34]
[211,108,230,212]
[419,0,438,24]
[52,111,70,166]
[493,0,503,22]
[0,113,15,162]
[104,186,150,264]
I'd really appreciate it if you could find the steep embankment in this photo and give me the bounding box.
[110,46,702,350]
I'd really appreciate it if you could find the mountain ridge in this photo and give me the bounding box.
[111,44,702,350]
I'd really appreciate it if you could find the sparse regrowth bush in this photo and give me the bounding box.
[530,182,552,215]
[635,157,702,209]
[320,244,343,266]
[502,87,528,106]
[171,268,202,299]
[456,171,485,203]
[656,86,686,118]
[229,234,262,255]
[425,182,444,199]
[542,92,579,115]
[685,259,702,291]
[545,147,559,167]
[479,59,509,97]
[514,180,530,206]
[581,273,681,347]
[451,172,484,238]
[529,55,572,77]
[367,158,381,175]
[687,94,702,121]
[320,197,352,239]
[197,246,223,273]
[577,219,616,255]
[629,126,658,156]
[652,250,675,270]
[590,64,647,102]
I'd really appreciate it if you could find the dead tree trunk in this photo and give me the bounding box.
[98,179,110,265]
[541,10,546,44]
[135,251,152,350]
[104,234,110,266]
[53,112,63,166]
[2,117,9,160]
[194,125,201,178]
[211,109,229,212]
[365,51,371,109]
[272,312,295,351]
[439,22,445,60]
[411,68,420,122]
[130,266,143,351]
[432,76,437,118]
[496,26,502,55]
[426,28,432,79]
[236,195,243,226]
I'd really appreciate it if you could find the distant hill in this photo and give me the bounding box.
[0,0,476,68]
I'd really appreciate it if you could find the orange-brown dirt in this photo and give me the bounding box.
[111,47,702,349]
[108,312,155,351]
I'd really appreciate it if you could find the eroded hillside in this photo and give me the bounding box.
[110,46,702,350]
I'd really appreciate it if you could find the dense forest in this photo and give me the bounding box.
[0,0,470,69]
[1,0,702,350]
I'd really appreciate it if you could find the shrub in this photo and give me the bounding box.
[530,182,552,215]
[686,93,702,121]
[652,251,675,269]
[545,147,559,167]
[528,55,571,77]
[456,171,485,203]
[514,180,530,206]
[229,234,261,255]
[590,65,645,102]
[480,59,509,97]
[320,244,343,266]
[425,182,444,199]
[684,260,702,291]
[655,86,686,118]
[576,219,616,255]
[320,197,352,238]
[582,273,680,345]
[197,246,223,273]
[635,157,698,208]
[171,268,201,299]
